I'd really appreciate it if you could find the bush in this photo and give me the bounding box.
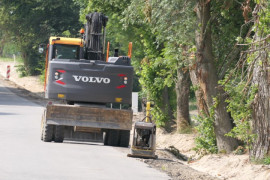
[220,76,257,149]
[193,99,218,154]
[15,65,29,77]
[193,112,218,154]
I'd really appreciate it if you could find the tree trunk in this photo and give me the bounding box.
[251,55,270,160]
[0,37,6,57]
[176,67,191,132]
[161,86,174,132]
[190,68,209,116]
[195,1,238,152]
[249,4,270,159]
[0,47,3,57]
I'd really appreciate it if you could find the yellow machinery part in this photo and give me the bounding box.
[146,102,151,123]
[49,37,83,47]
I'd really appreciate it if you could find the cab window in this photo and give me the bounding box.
[53,44,80,59]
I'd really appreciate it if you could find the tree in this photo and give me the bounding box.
[121,0,197,131]
[249,1,270,160]
[0,30,5,56]
[0,0,81,75]
[194,0,238,152]
[218,0,270,160]
[149,0,196,132]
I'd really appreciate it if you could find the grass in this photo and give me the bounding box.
[263,157,270,165]
[0,57,13,62]
[249,155,270,165]
[250,156,265,165]
[161,165,167,171]
[0,56,23,63]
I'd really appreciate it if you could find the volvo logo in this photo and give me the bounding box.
[72,75,111,84]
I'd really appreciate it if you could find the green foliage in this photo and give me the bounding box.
[62,30,71,37]
[233,146,247,155]
[191,0,258,154]
[2,41,20,57]
[139,59,173,124]
[194,114,218,154]
[34,58,46,78]
[194,105,218,154]
[0,0,81,75]
[211,0,252,74]
[15,65,28,77]
[122,0,196,125]
[151,106,170,127]
[219,74,257,148]
[0,56,22,63]
[263,157,270,165]
[256,2,270,35]
[251,155,270,165]
[40,69,45,83]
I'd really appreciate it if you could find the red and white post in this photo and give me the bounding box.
[6,65,10,80]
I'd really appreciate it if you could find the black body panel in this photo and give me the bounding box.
[46,59,133,104]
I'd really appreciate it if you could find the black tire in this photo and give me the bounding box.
[41,128,44,141]
[54,125,64,143]
[107,130,119,146]
[119,130,130,147]
[103,131,109,146]
[42,121,54,142]
[41,129,44,141]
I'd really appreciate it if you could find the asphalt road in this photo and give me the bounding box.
[0,81,170,180]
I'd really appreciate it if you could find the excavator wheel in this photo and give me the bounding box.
[103,131,109,145]
[41,115,54,142]
[41,127,44,141]
[119,130,130,147]
[54,125,64,143]
[107,130,119,146]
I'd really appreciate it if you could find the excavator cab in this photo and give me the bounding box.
[48,37,83,61]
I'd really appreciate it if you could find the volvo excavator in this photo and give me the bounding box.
[40,12,133,147]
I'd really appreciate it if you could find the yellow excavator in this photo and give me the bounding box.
[40,12,134,147]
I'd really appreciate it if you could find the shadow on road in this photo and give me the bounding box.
[0,112,18,116]
[0,84,45,107]
[63,141,104,146]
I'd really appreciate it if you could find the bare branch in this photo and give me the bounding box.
[242,44,270,53]
[237,34,270,46]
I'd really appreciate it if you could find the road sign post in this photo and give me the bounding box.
[6,65,10,80]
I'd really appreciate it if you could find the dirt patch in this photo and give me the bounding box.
[0,61,44,97]
[153,119,270,180]
[189,154,270,180]
[1,61,270,180]
[141,150,218,180]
